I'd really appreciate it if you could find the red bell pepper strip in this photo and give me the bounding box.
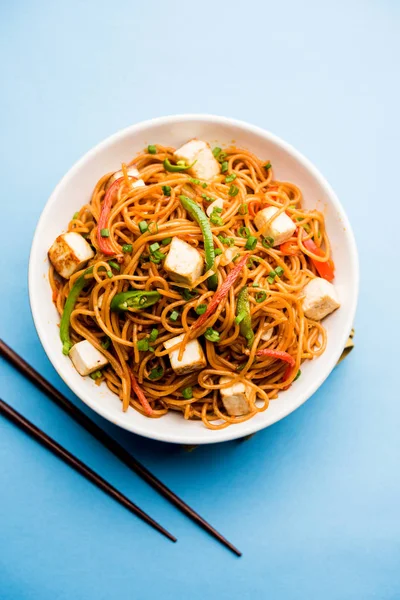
[302,238,335,282]
[97,176,137,256]
[279,240,299,256]
[191,253,249,332]
[130,371,153,416]
[255,348,296,383]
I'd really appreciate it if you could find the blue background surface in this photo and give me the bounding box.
[1,1,399,598]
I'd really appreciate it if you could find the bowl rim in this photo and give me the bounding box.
[29,114,359,444]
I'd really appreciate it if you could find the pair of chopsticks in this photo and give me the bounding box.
[0,339,241,556]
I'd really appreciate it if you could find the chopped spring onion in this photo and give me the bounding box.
[148,222,158,234]
[170,310,180,322]
[275,266,284,277]
[255,291,267,303]
[90,370,103,380]
[212,147,222,158]
[106,270,113,278]
[245,236,257,250]
[204,327,220,342]
[149,366,164,380]
[100,228,110,237]
[181,386,193,399]
[139,220,148,233]
[262,236,274,248]
[210,213,223,226]
[252,283,260,287]
[162,185,171,196]
[217,235,235,246]
[221,161,228,173]
[148,145,157,154]
[108,261,120,272]
[122,244,133,253]
[149,242,160,254]
[214,248,223,256]
[239,203,248,215]
[239,226,250,238]
[72,212,79,220]
[161,237,172,246]
[263,162,272,170]
[137,338,150,351]
[217,152,228,163]
[189,177,207,188]
[101,337,111,350]
[195,304,207,315]
[201,193,215,202]
[149,329,159,342]
[225,173,237,183]
[229,184,239,197]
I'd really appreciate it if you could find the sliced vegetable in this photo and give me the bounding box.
[263,162,272,170]
[110,290,161,312]
[280,240,298,255]
[236,286,254,347]
[108,260,120,271]
[139,220,148,233]
[195,304,208,315]
[179,195,217,290]
[255,291,267,303]
[182,386,193,399]
[100,228,110,237]
[161,185,171,196]
[137,338,149,351]
[255,348,296,383]
[245,236,257,250]
[97,177,136,256]
[148,145,157,154]
[149,328,159,342]
[212,147,222,158]
[60,267,95,355]
[228,184,239,197]
[161,237,172,246]
[239,203,248,215]
[204,328,220,342]
[262,236,274,249]
[90,370,103,380]
[221,161,228,173]
[303,238,335,282]
[130,371,153,416]
[238,226,250,238]
[164,158,196,172]
[149,366,164,380]
[190,253,248,333]
[225,173,237,183]
[122,244,133,253]
[170,310,180,321]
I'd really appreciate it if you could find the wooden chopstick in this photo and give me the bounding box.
[0,398,176,542]
[0,339,242,557]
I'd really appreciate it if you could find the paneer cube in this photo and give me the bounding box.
[302,277,340,320]
[48,232,94,279]
[219,376,252,416]
[106,165,143,190]
[69,340,108,376]
[254,206,296,246]
[164,237,203,288]
[174,139,220,181]
[206,197,224,217]
[163,334,206,375]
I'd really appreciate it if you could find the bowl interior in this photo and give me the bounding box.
[29,115,358,444]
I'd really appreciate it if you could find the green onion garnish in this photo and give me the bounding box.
[255,291,267,303]
[210,213,223,226]
[212,206,223,214]
[108,261,120,272]
[217,152,228,163]
[294,369,301,381]
[239,226,250,238]
[100,228,110,237]
[217,235,235,246]
[181,386,193,399]
[245,236,257,250]
[139,220,148,233]
[170,310,180,322]
[148,222,158,234]
[221,161,228,173]
[201,193,215,202]
[101,337,111,350]
[137,338,150,351]
[106,270,113,278]
[149,328,159,342]
[225,173,237,183]
[148,145,157,154]
[252,283,260,287]
[214,248,223,256]
[212,147,222,158]
[234,310,246,325]
[228,184,239,197]
[204,327,220,342]
[195,304,207,315]
[122,244,133,253]
[162,185,171,196]
[72,212,79,220]
[275,266,284,277]
[90,370,103,380]
[263,162,272,170]
[262,236,274,248]
[149,242,160,254]
[149,366,164,380]
[239,203,248,215]
[161,237,172,246]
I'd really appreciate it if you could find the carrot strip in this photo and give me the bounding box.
[130,371,153,416]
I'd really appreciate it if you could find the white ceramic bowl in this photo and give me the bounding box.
[29,115,359,444]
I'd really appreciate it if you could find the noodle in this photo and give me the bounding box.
[49,143,334,429]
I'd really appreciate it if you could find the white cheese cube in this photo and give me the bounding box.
[206,198,224,217]
[106,165,142,189]
[254,206,296,246]
[163,334,206,375]
[302,277,340,320]
[219,376,252,416]
[164,237,203,288]
[48,232,94,279]
[174,139,220,181]
[69,340,108,376]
